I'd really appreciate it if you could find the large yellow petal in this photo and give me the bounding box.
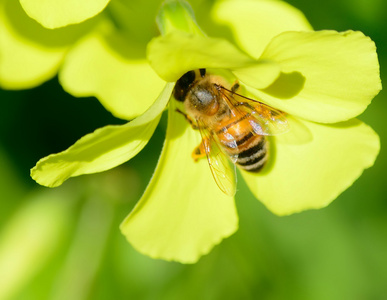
[254,30,381,123]
[59,22,165,120]
[147,31,281,88]
[212,0,312,58]
[148,31,253,82]
[31,83,173,187]
[242,117,380,215]
[120,99,238,263]
[19,0,110,29]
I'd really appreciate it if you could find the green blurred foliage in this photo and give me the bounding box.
[1,0,387,299]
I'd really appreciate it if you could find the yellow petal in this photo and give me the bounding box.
[255,30,381,123]
[120,99,238,263]
[212,0,312,58]
[19,0,110,29]
[242,117,380,215]
[0,0,63,89]
[147,31,254,82]
[59,23,165,120]
[232,60,281,90]
[31,83,173,187]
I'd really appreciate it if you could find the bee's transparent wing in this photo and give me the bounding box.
[197,119,237,197]
[218,86,289,136]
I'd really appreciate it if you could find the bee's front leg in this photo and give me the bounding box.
[231,81,240,93]
[175,109,198,129]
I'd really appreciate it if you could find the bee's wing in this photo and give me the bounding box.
[197,119,237,197]
[218,86,289,136]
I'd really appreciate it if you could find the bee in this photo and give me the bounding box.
[173,69,289,196]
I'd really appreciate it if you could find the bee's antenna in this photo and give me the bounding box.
[214,84,226,93]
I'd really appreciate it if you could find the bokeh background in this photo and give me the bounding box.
[1,0,386,299]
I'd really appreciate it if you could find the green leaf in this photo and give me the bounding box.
[107,0,164,43]
[212,0,313,58]
[0,189,73,300]
[156,0,203,35]
[254,30,382,123]
[31,83,174,187]
[19,0,110,29]
[242,117,380,215]
[120,99,238,263]
[59,23,165,120]
[50,194,114,299]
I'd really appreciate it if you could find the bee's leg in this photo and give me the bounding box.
[231,81,240,93]
[175,109,198,129]
[192,140,207,162]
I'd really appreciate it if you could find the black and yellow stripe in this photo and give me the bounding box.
[236,137,267,172]
[220,127,267,172]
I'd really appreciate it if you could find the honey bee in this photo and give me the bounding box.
[173,69,289,196]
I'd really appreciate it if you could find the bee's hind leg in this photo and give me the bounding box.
[192,140,207,162]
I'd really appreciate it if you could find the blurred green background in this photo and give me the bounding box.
[1,0,386,299]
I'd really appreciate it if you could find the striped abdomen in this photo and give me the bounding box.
[216,116,268,172]
[234,136,267,172]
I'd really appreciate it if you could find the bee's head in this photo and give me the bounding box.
[188,83,219,116]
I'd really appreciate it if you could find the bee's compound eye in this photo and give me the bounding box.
[173,70,196,102]
[178,71,196,87]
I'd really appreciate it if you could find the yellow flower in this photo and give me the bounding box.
[29,0,380,263]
